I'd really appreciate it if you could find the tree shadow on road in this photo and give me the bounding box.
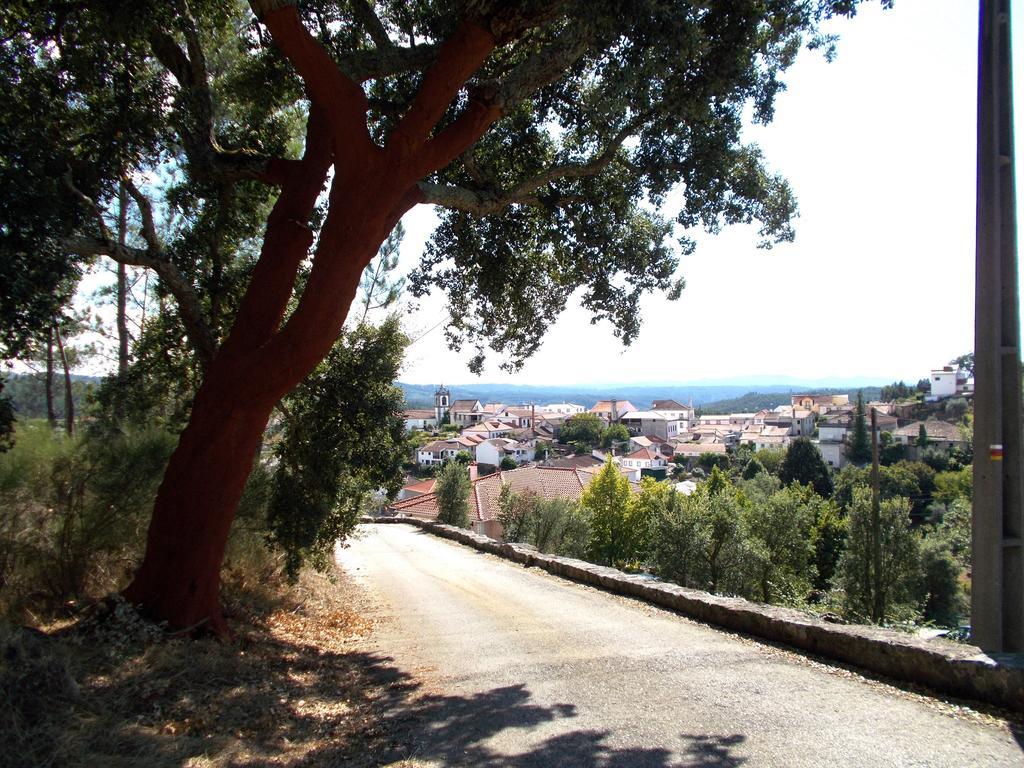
[298,669,748,767]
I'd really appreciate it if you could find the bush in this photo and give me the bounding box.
[498,485,590,557]
[0,424,176,619]
[917,536,966,627]
[838,489,920,624]
[435,461,470,527]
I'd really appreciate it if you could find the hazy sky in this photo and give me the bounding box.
[395,0,1020,387]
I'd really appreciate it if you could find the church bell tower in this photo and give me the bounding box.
[434,384,450,424]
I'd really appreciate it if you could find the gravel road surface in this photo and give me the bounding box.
[337,523,1022,767]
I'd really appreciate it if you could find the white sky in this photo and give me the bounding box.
[64,1,1022,388]
[397,0,1019,387]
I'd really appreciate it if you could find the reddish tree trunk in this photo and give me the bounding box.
[123,5,502,635]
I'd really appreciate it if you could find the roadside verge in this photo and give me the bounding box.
[361,516,1024,713]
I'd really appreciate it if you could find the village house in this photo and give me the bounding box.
[650,399,695,427]
[698,413,757,429]
[416,434,483,466]
[450,399,485,425]
[761,406,815,437]
[926,366,972,402]
[672,440,728,466]
[893,420,968,458]
[628,435,673,454]
[475,437,536,467]
[402,408,438,432]
[397,477,436,501]
[620,446,668,476]
[588,399,636,422]
[740,424,792,452]
[503,406,540,428]
[462,419,517,440]
[814,408,899,469]
[790,393,850,414]
[544,402,585,415]
[390,465,619,539]
[689,423,740,447]
[618,410,685,440]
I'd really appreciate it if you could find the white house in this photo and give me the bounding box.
[589,399,637,422]
[475,437,536,467]
[740,425,792,452]
[450,399,485,424]
[403,409,438,432]
[927,367,958,400]
[651,399,695,427]
[815,439,846,469]
[763,407,815,437]
[462,419,516,439]
[619,410,684,440]
[620,446,668,471]
[417,438,470,466]
[544,402,585,416]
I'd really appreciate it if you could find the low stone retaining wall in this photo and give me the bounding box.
[361,515,1024,712]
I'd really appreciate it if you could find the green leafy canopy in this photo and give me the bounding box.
[1,0,887,374]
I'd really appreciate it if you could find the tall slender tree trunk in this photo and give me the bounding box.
[117,183,129,374]
[45,326,56,429]
[53,320,73,436]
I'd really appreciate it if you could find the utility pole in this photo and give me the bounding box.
[972,0,1024,653]
[870,408,883,623]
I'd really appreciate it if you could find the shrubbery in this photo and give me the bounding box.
[0,424,175,619]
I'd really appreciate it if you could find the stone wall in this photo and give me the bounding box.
[361,516,1024,712]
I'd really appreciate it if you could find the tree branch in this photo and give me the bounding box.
[498,21,592,108]
[388,19,497,155]
[349,0,392,49]
[64,171,218,364]
[339,42,439,82]
[414,21,593,176]
[252,0,376,156]
[148,29,292,185]
[65,236,218,365]
[418,121,634,216]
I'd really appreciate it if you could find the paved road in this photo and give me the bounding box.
[337,523,1022,767]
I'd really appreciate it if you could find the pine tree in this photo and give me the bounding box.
[846,391,872,465]
[917,423,929,447]
[779,437,833,497]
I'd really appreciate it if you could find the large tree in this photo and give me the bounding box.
[1,0,884,632]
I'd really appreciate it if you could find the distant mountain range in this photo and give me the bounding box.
[398,381,885,411]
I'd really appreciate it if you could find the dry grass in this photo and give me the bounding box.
[1,568,423,768]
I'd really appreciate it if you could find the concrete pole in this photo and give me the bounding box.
[972,0,1024,653]
[870,408,883,623]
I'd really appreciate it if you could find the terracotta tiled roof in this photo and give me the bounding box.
[403,409,436,419]
[504,407,535,418]
[401,478,436,496]
[543,455,603,469]
[651,399,688,410]
[390,465,596,522]
[893,420,964,442]
[464,420,513,433]
[451,399,481,411]
[625,446,660,461]
[673,442,727,455]
[589,400,638,415]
